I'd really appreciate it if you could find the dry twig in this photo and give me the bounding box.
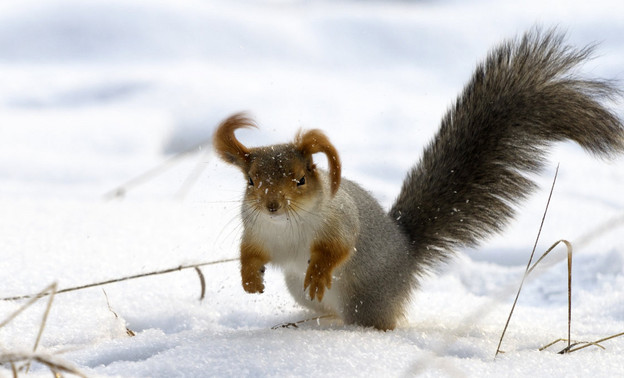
[271,315,335,330]
[1,258,238,302]
[102,289,136,337]
[495,164,560,357]
[103,139,211,201]
[0,283,86,377]
[0,352,86,378]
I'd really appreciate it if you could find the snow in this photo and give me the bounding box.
[1,0,623,376]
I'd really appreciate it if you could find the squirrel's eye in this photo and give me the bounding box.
[297,176,306,186]
[248,176,254,186]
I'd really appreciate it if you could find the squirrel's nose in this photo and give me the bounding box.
[267,201,281,213]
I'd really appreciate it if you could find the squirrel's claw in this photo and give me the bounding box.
[304,269,332,302]
[241,266,266,294]
[242,279,265,294]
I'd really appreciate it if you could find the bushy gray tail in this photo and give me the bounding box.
[389,28,624,266]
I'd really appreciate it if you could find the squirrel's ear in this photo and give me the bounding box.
[295,129,341,196]
[213,113,256,169]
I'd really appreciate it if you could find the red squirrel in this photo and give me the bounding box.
[213,29,624,330]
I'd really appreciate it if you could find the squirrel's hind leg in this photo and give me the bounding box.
[342,301,400,331]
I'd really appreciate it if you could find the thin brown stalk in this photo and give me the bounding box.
[271,315,335,330]
[0,284,58,328]
[102,289,136,337]
[175,149,211,200]
[1,258,238,302]
[538,338,568,351]
[524,239,574,352]
[0,352,86,378]
[567,332,624,353]
[102,139,211,201]
[566,240,572,351]
[25,283,57,373]
[195,267,206,301]
[495,164,559,357]
[0,283,86,377]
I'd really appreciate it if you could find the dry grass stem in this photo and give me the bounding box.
[528,240,574,352]
[530,241,624,354]
[271,315,335,330]
[539,338,569,351]
[0,352,86,378]
[1,258,237,374]
[564,332,624,353]
[495,164,560,357]
[540,338,607,352]
[102,290,136,337]
[0,284,57,328]
[568,332,624,352]
[194,267,207,301]
[0,283,86,377]
[25,283,57,373]
[1,258,238,302]
[175,149,211,200]
[496,239,574,356]
[103,139,211,201]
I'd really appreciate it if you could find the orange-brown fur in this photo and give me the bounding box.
[212,113,255,167]
[240,241,270,293]
[304,237,351,301]
[294,129,341,195]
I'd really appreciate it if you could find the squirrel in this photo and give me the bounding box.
[212,29,624,330]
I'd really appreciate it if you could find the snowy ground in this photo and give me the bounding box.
[1,0,624,376]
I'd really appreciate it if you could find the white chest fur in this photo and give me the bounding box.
[242,209,346,316]
[246,211,318,270]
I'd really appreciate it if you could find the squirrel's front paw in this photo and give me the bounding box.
[241,266,265,294]
[304,266,332,301]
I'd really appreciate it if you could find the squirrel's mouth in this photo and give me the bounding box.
[263,212,290,223]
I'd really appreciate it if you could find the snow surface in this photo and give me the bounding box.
[1,0,623,376]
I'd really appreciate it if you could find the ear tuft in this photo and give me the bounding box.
[213,113,256,168]
[295,129,341,196]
